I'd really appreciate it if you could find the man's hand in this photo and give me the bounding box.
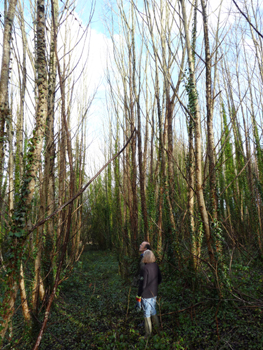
[135,295,141,311]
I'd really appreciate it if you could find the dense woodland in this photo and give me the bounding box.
[1,0,263,348]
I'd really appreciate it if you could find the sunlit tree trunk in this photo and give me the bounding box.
[0,0,18,193]
[20,262,31,323]
[15,0,27,194]
[136,41,148,242]
[200,0,218,220]
[32,177,44,319]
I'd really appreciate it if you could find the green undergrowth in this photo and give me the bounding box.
[6,249,263,349]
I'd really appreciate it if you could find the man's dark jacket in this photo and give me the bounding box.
[138,262,162,298]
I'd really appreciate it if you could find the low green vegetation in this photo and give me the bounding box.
[5,247,263,349]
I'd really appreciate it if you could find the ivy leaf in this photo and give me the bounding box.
[13,229,25,238]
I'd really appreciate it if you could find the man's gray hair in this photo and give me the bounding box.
[142,249,156,263]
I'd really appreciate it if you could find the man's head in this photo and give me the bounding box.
[139,241,151,253]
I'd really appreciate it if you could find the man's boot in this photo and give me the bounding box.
[151,314,160,333]
[144,317,152,338]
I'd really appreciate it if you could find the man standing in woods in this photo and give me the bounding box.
[139,241,151,267]
[133,241,151,286]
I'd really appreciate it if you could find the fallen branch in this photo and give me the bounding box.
[28,128,136,236]
[159,301,204,316]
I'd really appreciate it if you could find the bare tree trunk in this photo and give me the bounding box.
[32,212,44,317]
[144,57,150,242]
[0,0,18,191]
[20,262,31,323]
[188,114,197,265]
[134,38,148,242]
[74,128,84,260]
[44,0,58,292]
[156,68,164,256]
[200,0,218,220]
[124,121,131,253]
[8,103,14,218]
[15,0,27,184]
[57,115,66,248]
[129,6,138,251]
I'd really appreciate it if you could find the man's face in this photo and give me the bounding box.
[139,241,148,252]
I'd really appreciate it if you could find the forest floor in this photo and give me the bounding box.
[7,248,263,349]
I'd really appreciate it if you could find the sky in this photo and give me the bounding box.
[67,0,245,173]
[75,0,113,172]
[1,0,261,176]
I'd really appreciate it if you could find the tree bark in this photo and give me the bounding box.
[0,0,18,193]
[200,0,218,220]
[44,0,58,292]
[129,6,138,251]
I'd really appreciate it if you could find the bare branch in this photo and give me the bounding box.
[232,0,263,40]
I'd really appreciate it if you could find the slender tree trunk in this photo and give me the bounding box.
[8,104,14,218]
[20,262,31,323]
[156,69,164,256]
[57,89,66,251]
[129,7,138,251]
[0,0,18,191]
[188,114,196,266]
[43,0,58,292]
[200,0,218,220]
[15,0,27,185]
[135,42,148,242]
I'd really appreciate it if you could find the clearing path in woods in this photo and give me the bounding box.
[27,249,263,350]
[36,249,178,350]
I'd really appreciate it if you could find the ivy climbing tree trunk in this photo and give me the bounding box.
[180,0,216,269]
[0,0,48,343]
